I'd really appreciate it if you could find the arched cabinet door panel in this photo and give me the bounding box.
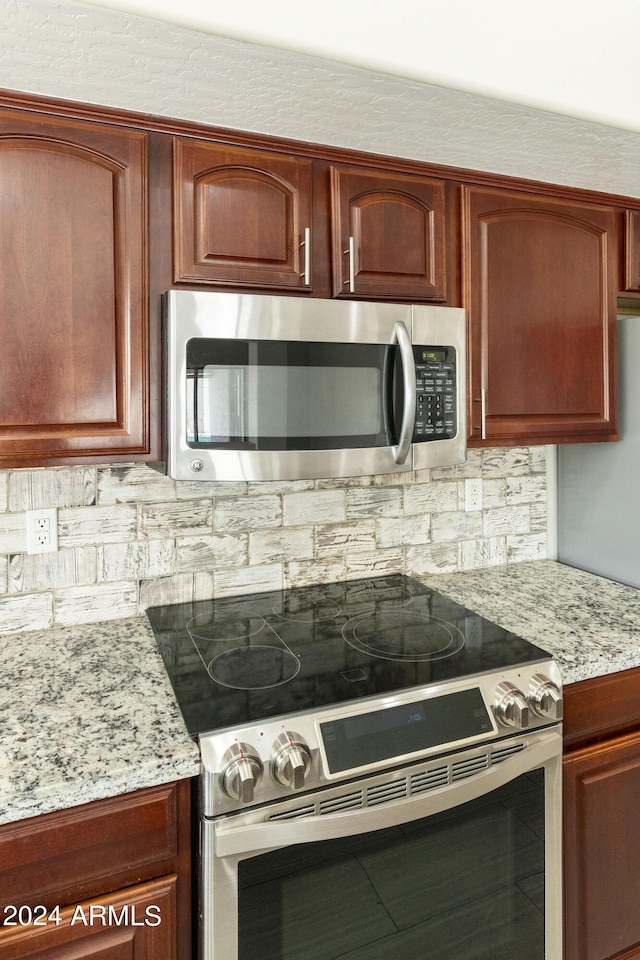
[330,165,448,301]
[0,109,149,466]
[462,185,618,445]
[174,138,313,291]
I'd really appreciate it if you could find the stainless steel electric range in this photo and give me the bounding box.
[148,573,563,960]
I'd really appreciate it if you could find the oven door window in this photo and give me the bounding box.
[185,338,402,451]
[237,770,545,960]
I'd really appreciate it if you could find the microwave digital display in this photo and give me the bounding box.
[422,349,446,362]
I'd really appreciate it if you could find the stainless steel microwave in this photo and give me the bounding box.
[163,291,467,482]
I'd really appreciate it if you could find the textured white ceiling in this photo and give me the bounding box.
[77,0,640,133]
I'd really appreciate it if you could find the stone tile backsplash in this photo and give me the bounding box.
[0,447,548,634]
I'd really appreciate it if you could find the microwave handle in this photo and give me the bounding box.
[392,321,416,464]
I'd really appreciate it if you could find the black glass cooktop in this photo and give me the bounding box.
[147,574,550,737]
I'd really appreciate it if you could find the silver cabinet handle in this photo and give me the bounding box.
[299,227,311,285]
[474,388,487,440]
[392,321,415,465]
[343,235,356,293]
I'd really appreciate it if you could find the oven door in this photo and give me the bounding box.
[202,728,562,960]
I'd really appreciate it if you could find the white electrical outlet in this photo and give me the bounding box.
[26,508,59,554]
[465,478,483,512]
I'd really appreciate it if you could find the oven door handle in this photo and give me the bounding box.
[214,731,560,858]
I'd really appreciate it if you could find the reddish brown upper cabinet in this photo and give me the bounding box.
[462,185,618,446]
[330,165,448,301]
[622,209,640,292]
[173,138,314,292]
[0,109,151,467]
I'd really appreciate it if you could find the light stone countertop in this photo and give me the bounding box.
[0,615,200,827]
[420,560,640,686]
[2,559,639,828]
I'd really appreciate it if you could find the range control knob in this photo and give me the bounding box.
[494,681,530,729]
[272,732,312,790]
[529,674,563,720]
[220,743,263,804]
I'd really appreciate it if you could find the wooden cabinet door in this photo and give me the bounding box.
[0,109,150,467]
[0,877,175,959]
[564,730,640,960]
[174,138,313,291]
[330,165,447,300]
[462,185,618,445]
[623,210,640,292]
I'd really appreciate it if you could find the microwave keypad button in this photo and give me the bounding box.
[414,352,457,441]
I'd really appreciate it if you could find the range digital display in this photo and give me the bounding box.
[320,688,493,774]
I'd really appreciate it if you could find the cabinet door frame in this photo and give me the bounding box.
[0,876,175,959]
[623,209,640,292]
[462,185,618,446]
[0,110,150,466]
[173,137,314,292]
[330,164,448,301]
[564,729,640,960]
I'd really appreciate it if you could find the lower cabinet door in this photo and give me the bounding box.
[564,730,640,960]
[0,876,176,959]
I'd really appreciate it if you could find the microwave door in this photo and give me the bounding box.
[182,337,412,482]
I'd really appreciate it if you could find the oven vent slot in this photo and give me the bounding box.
[451,753,489,781]
[366,778,408,806]
[268,803,316,822]
[411,765,449,794]
[491,741,526,763]
[319,790,364,815]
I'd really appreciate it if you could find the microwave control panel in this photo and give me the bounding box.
[413,346,457,440]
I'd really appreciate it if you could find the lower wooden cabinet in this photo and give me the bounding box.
[0,780,192,960]
[563,670,640,960]
[0,876,175,959]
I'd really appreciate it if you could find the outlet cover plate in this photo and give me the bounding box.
[465,478,483,512]
[26,508,58,554]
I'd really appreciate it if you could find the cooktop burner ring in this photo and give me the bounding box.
[207,644,301,690]
[343,610,465,662]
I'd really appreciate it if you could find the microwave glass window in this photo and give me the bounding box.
[186,340,397,450]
